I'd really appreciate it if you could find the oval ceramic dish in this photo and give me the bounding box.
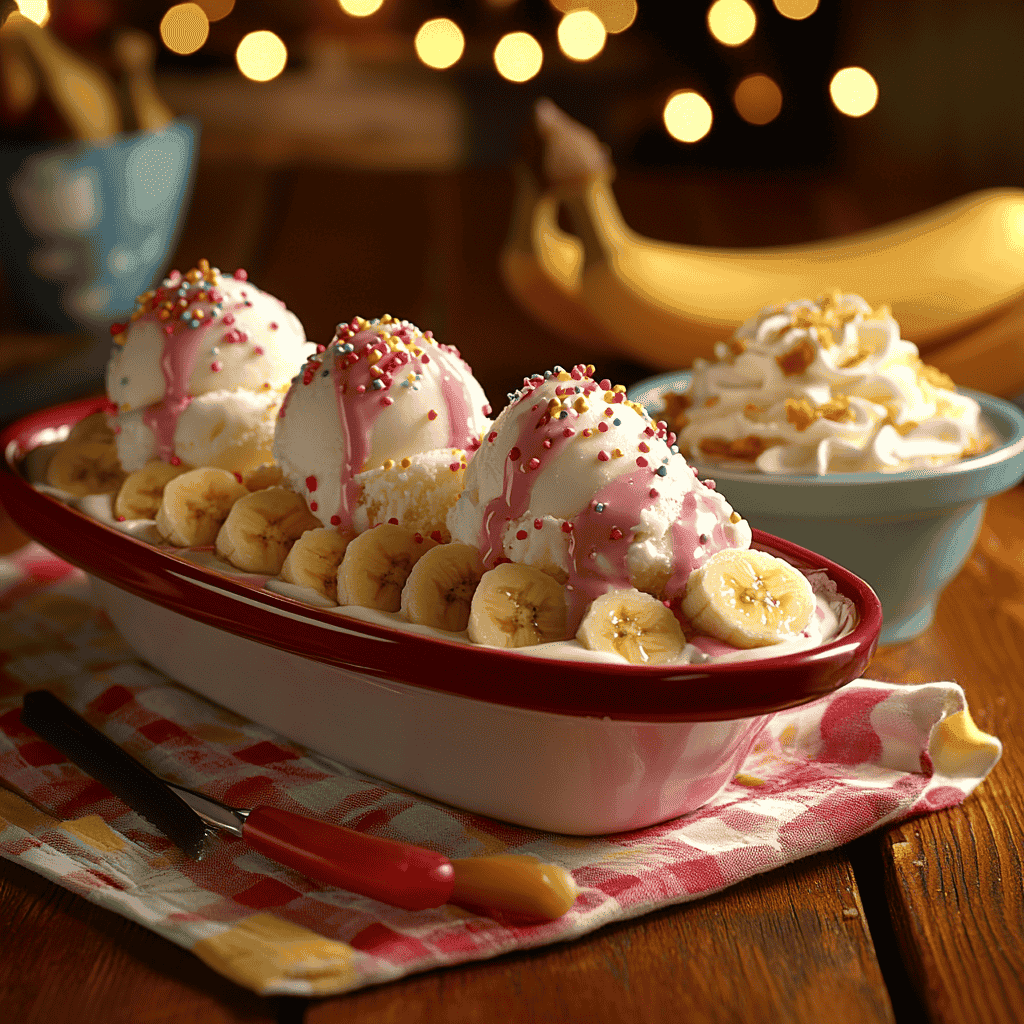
[1,398,882,833]
[630,372,1024,644]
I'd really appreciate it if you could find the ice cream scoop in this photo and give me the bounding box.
[673,293,990,474]
[446,364,751,631]
[105,261,310,474]
[273,316,493,533]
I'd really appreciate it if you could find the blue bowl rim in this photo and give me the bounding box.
[628,369,1024,490]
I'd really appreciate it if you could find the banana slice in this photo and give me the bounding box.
[577,588,686,665]
[336,523,438,612]
[114,459,191,521]
[216,487,321,574]
[401,542,484,631]
[279,526,352,603]
[155,467,248,547]
[243,463,284,491]
[682,549,815,648]
[67,411,115,444]
[45,439,124,496]
[468,562,568,648]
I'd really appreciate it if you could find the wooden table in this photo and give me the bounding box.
[1,164,1022,1022]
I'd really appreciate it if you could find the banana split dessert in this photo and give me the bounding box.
[29,264,856,667]
[666,292,992,475]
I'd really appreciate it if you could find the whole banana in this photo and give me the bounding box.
[499,163,616,349]
[527,102,1024,393]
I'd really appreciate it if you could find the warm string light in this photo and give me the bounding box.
[160,3,210,56]
[549,0,637,34]
[13,0,49,25]
[415,18,465,70]
[830,67,879,117]
[663,91,713,143]
[494,32,543,82]
[236,30,288,82]
[558,10,606,62]
[338,0,385,17]
[195,0,234,20]
[706,0,756,47]
[734,74,783,125]
[773,0,818,19]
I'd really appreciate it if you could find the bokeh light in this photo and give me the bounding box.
[14,1,49,25]
[558,10,607,62]
[830,66,879,117]
[773,0,818,19]
[734,74,783,125]
[550,0,637,34]
[160,3,210,56]
[663,90,713,143]
[195,0,235,20]
[338,0,385,17]
[415,18,465,70]
[706,0,756,47]
[236,30,287,82]
[493,32,543,83]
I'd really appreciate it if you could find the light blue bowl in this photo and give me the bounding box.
[0,119,198,420]
[630,371,1024,645]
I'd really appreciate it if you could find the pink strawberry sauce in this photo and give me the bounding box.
[114,262,257,463]
[288,317,485,533]
[477,366,741,631]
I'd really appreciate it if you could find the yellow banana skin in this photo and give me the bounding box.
[524,103,1024,393]
[561,178,1024,366]
[499,164,617,349]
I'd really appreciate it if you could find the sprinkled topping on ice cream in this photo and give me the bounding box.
[105,260,309,473]
[667,293,991,475]
[273,316,492,533]
[447,363,751,631]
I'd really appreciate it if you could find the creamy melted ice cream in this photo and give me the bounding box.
[273,317,492,534]
[106,262,310,474]
[671,293,990,475]
[447,364,752,631]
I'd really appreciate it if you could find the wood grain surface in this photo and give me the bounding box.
[308,852,893,1024]
[872,488,1024,1024]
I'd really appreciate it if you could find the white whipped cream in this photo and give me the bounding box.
[675,294,989,475]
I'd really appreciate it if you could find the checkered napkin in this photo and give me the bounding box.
[0,543,1001,997]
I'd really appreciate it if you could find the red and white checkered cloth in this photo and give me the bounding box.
[0,544,1001,996]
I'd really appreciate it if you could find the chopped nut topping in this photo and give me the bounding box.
[776,338,817,375]
[661,391,692,432]
[699,435,781,461]
[919,362,956,392]
[785,399,817,432]
[838,350,871,369]
[785,395,854,432]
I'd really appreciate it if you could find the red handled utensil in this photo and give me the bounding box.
[20,689,456,911]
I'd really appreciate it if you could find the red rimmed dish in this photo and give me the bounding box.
[1,398,882,834]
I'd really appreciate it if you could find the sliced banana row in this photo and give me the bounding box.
[681,548,815,648]
[42,415,817,663]
[576,589,685,665]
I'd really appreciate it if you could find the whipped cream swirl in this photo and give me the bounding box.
[673,294,989,475]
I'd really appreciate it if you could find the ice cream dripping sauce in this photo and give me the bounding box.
[285,316,488,532]
[478,366,740,631]
[111,261,255,463]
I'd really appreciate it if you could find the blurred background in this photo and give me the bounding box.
[1,0,1021,416]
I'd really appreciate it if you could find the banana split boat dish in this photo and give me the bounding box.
[0,271,881,834]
